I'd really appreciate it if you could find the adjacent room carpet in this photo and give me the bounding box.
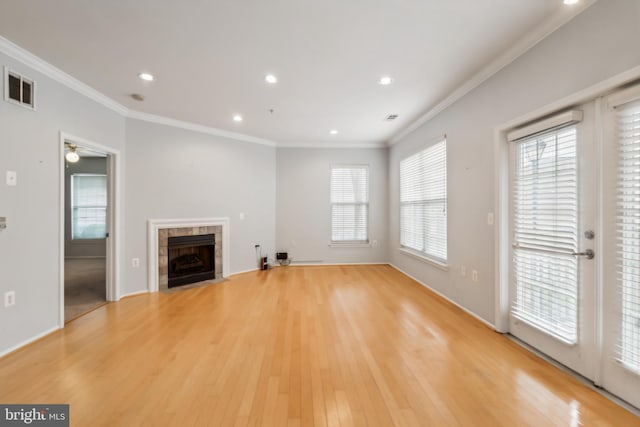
[64,258,106,322]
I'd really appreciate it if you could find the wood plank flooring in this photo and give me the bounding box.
[0,265,638,426]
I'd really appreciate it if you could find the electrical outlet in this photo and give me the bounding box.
[460,266,467,277]
[239,212,245,220]
[472,270,479,282]
[132,258,140,268]
[4,291,15,307]
[487,212,494,225]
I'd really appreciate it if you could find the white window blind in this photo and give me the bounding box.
[512,126,578,344]
[617,100,640,373]
[330,166,369,243]
[71,174,107,240]
[400,140,447,263]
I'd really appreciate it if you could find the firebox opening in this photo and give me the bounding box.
[168,234,215,288]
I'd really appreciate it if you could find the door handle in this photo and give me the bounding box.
[572,249,594,259]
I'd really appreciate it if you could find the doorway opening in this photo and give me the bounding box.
[60,133,120,324]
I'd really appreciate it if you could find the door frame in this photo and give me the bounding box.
[58,131,122,327]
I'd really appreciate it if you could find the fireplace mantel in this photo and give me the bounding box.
[147,218,230,292]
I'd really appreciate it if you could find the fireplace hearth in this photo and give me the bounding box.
[168,234,215,288]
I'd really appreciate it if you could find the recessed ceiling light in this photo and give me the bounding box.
[330,129,338,135]
[265,74,278,84]
[138,72,155,81]
[378,76,393,86]
[563,0,579,4]
[233,115,243,122]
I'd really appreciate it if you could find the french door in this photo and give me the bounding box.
[507,91,640,410]
[508,103,597,379]
[600,88,640,409]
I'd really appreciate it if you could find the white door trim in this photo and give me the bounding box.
[58,132,122,327]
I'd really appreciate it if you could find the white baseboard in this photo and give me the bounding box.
[230,267,260,276]
[288,262,389,266]
[119,289,149,300]
[389,263,495,330]
[0,326,60,359]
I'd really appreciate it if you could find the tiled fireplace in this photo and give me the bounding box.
[147,218,230,292]
[158,226,222,290]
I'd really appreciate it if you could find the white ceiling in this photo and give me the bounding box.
[0,1,590,146]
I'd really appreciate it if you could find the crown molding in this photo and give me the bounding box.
[126,110,277,147]
[276,141,387,149]
[0,35,277,147]
[0,35,129,116]
[387,0,599,146]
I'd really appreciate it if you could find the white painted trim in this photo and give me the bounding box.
[607,84,640,109]
[0,326,59,359]
[59,132,122,328]
[288,262,389,266]
[493,64,640,335]
[147,217,231,292]
[593,96,605,387]
[388,0,598,146]
[119,289,149,299]
[507,110,583,142]
[127,110,277,147]
[389,264,495,329]
[276,141,387,149]
[230,267,260,276]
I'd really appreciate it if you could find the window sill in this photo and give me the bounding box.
[398,247,448,271]
[329,242,371,248]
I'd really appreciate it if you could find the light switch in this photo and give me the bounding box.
[6,171,17,186]
[239,212,245,220]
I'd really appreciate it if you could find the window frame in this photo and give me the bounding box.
[398,138,448,267]
[329,164,370,247]
[70,173,108,241]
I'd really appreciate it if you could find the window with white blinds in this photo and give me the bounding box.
[71,174,107,240]
[330,166,369,243]
[400,140,447,263]
[616,100,640,374]
[512,126,579,344]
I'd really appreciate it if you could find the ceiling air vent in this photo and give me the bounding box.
[386,114,399,121]
[4,67,35,110]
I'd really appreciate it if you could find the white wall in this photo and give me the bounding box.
[0,52,126,355]
[123,119,276,295]
[389,0,640,323]
[276,147,388,264]
[64,157,107,257]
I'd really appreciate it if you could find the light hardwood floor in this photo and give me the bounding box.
[0,265,638,426]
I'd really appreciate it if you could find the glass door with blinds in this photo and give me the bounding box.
[601,89,640,409]
[508,104,597,379]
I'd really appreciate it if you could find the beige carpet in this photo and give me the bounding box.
[64,258,106,322]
